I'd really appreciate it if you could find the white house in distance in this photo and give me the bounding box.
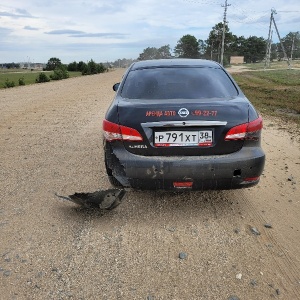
[230,56,244,64]
[18,62,46,70]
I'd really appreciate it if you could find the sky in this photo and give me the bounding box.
[0,0,299,64]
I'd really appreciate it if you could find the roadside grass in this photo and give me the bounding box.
[232,69,300,127]
[237,60,300,70]
[0,70,82,88]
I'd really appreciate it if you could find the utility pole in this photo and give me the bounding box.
[264,10,274,68]
[264,9,290,68]
[272,14,290,67]
[220,0,230,66]
[290,34,295,61]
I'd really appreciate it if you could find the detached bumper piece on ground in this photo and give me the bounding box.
[55,189,126,210]
[103,59,265,191]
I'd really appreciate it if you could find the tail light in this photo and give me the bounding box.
[241,176,260,184]
[103,120,143,142]
[244,176,260,182]
[173,181,193,188]
[225,116,263,141]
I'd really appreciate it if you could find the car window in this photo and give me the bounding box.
[121,67,238,99]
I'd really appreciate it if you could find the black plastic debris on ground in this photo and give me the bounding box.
[55,189,126,210]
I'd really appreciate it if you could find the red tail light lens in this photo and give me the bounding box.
[103,120,143,142]
[173,181,193,188]
[244,176,260,182]
[225,116,263,141]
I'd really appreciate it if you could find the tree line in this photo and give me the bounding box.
[137,23,300,64]
[45,57,107,75]
[34,57,109,83]
[1,62,21,69]
[2,24,299,72]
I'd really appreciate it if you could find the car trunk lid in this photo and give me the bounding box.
[117,97,249,156]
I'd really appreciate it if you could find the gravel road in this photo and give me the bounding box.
[1,69,299,299]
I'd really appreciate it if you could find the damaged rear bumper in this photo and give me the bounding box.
[105,143,265,190]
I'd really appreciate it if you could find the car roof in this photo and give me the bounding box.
[130,59,222,70]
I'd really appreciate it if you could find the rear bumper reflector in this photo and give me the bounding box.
[173,181,193,188]
[244,176,259,182]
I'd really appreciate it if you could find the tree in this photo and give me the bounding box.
[243,36,266,63]
[82,64,91,75]
[138,45,171,61]
[111,58,135,67]
[229,35,246,56]
[50,65,69,80]
[174,34,200,58]
[198,39,207,57]
[138,47,158,60]
[46,57,62,71]
[88,59,98,74]
[269,43,278,61]
[67,61,78,71]
[4,62,20,69]
[205,23,236,62]
[281,31,300,59]
[18,77,25,86]
[156,45,172,59]
[77,61,86,72]
[4,79,15,88]
[81,60,107,75]
[36,73,50,83]
[97,63,107,73]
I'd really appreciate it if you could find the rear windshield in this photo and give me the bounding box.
[121,67,238,99]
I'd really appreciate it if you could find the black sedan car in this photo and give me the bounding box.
[103,59,265,190]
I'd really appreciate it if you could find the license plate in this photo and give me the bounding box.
[154,130,213,147]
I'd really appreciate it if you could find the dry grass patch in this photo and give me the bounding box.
[233,69,300,127]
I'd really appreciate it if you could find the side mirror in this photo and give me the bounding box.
[113,83,120,92]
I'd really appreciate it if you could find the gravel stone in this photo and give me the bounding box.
[250,279,258,286]
[250,227,261,235]
[228,296,240,300]
[264,224,273,228]
[3,270,11,276]
[168,227,176,232]
[179,252,188,260]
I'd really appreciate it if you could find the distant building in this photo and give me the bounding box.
[33,63,45,70]
[230,56,244,64]
[19,62,45,70]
